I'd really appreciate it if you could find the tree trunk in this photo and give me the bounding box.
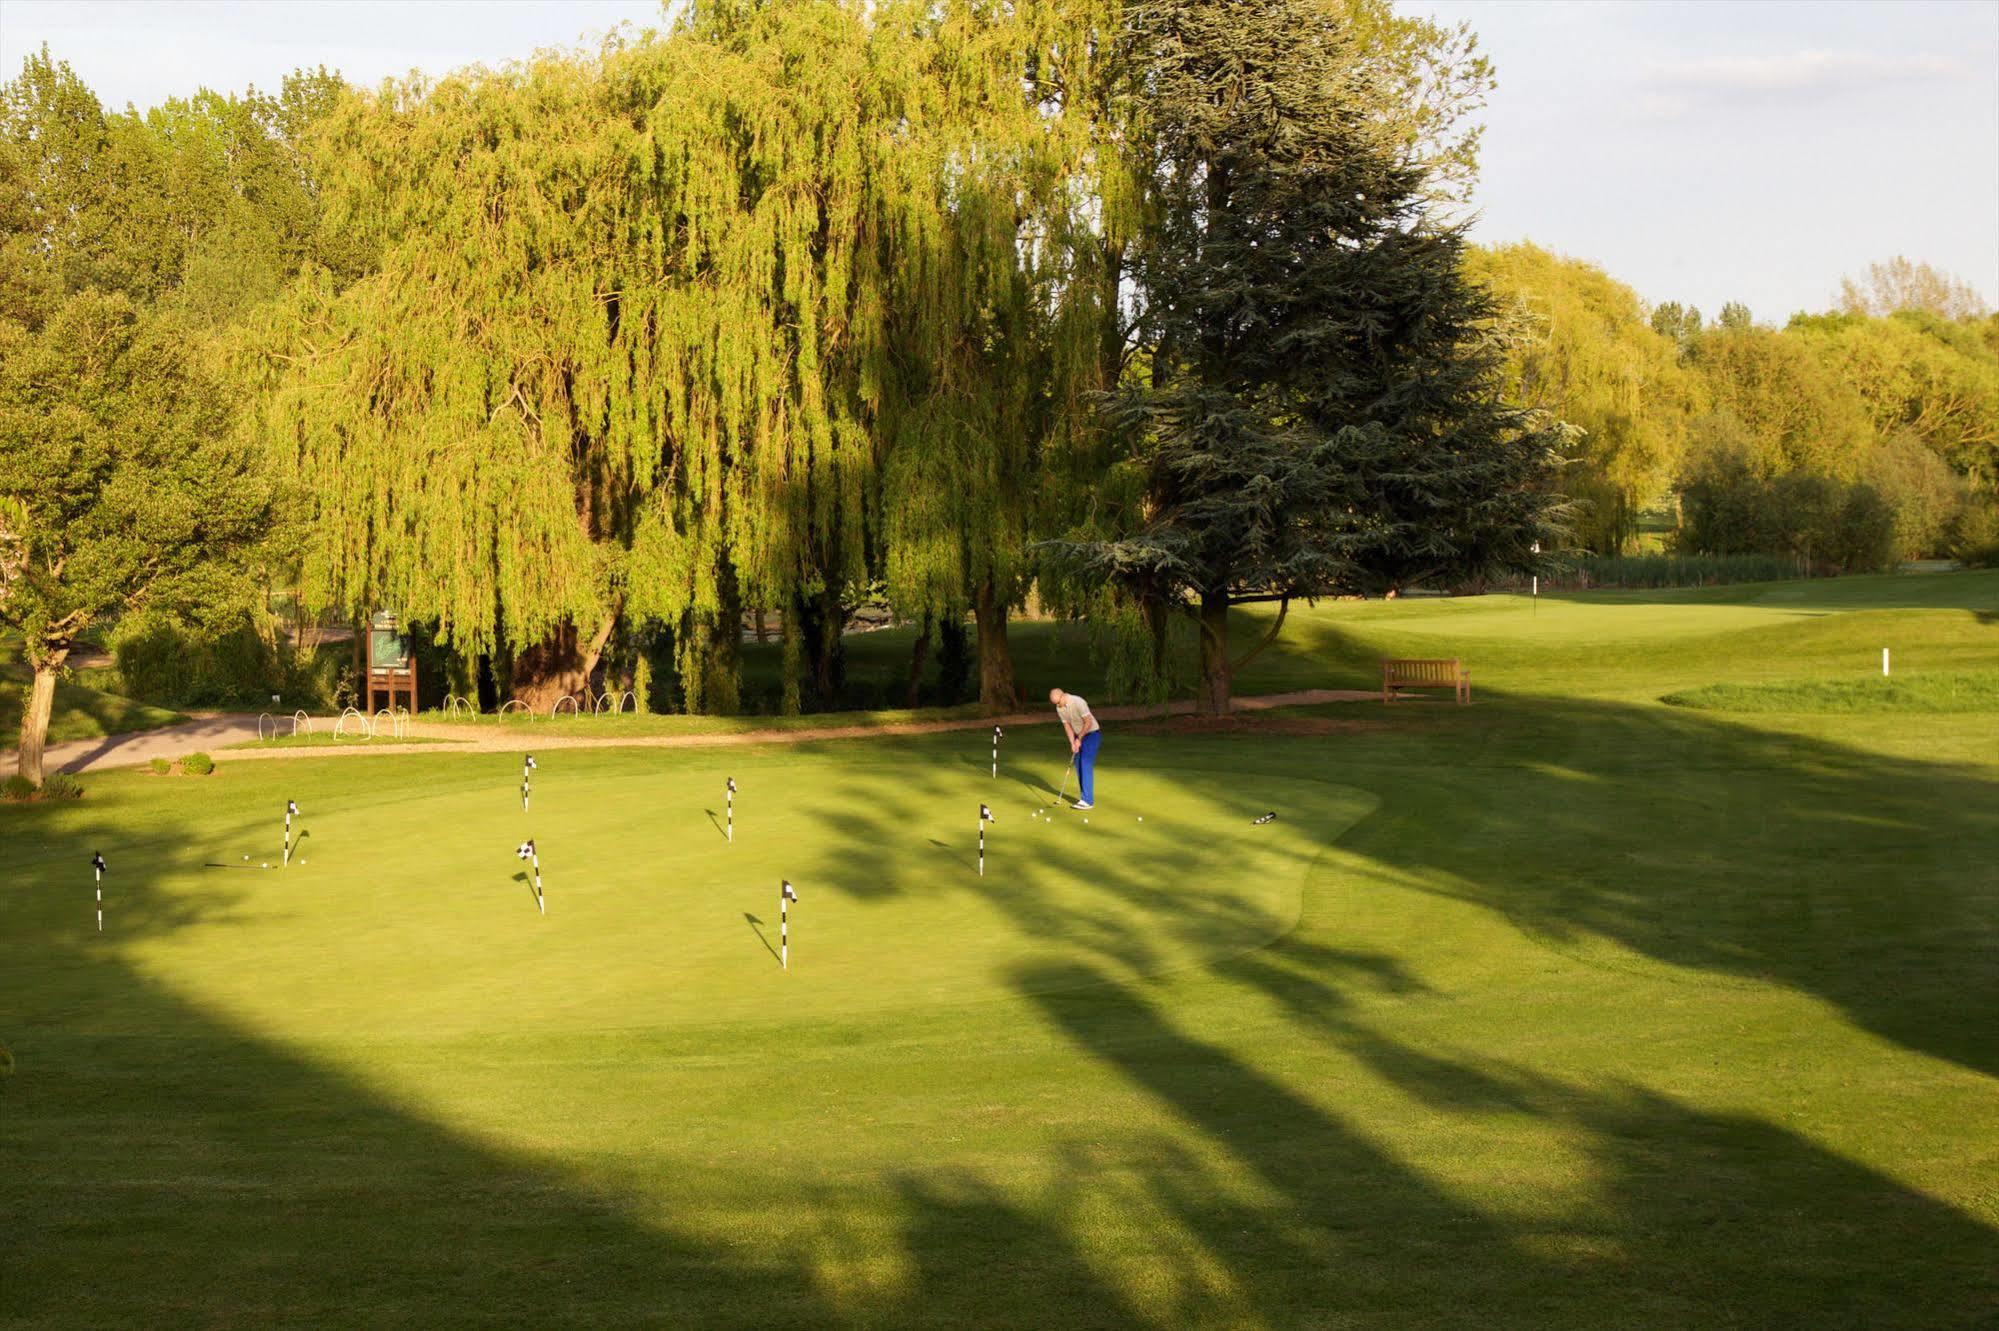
[905,611,935,709]
[701,572,741,715]
[509,623,586,712]
[1197,589,1232,715]
[791,586,845,709]
[1140,584,1171,707]
[509,603,622,713]
[15,646,68,787]
[973,581,1018,713]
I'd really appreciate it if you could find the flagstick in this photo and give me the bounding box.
[992,725,1001,779]
[726,777,736,843]
[517,839,544,915]
[522,754,536,812]
[283,799,297,867]
[780,879,795,970]
[978,803,994,877]
[92,852,104,932]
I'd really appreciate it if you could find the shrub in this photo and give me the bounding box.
[111,611,343,711]
[37,773,83,799]
[1539,553,1802,590]
[1948,503,1999,568]
[0,773,80,801]
[180,752,215,776]
[150,756,171,775]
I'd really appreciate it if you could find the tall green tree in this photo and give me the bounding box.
[1051,0,1562,713]
[1473,243,1694,553]
[0,297,271,783]
[1,51,313,782]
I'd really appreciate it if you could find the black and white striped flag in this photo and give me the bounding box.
[284,799,300,867]
[726,777,737,843]
[92,852,105,932]
[978,803,996,877]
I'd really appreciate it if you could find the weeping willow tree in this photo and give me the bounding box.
[246,54,634,708]
[251,7,905,710]
[869,1,1120,710]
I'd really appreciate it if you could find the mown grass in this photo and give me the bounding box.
[2,572,1995,1327]
[1665,668,1999,714]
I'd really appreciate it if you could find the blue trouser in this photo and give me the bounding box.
[1075,729,1101,805]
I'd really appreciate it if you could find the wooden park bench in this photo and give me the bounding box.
[1381,658,1470,705]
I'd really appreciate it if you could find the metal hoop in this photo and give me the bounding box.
[550,694,580,718]
[335,707,372,740]
[257,712,277,742]
[444,694,474,719]
[496,699,531,722]
[292,710,313,736]
[602,690,635,715]
[374,708,407,739]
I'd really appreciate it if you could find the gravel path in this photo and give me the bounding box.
[32,713,268,775]
[19,689,1382,773]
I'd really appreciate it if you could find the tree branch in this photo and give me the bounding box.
[1228,595,1289,675]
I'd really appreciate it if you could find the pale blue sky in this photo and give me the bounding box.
[3,0,1994,321]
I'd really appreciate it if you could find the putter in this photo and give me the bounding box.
[1057,756,1076,807]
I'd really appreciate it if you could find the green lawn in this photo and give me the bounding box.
[3,572,1996,1327]
[0,635,183,749]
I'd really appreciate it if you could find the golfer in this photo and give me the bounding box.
[1049,687,1101,810]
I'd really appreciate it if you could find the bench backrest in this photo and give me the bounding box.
[1382,658,1462,682]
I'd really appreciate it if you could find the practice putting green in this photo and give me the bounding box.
[4,574,1996,1328]
[55,755,1371,1037]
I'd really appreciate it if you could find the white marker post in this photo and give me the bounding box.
[1883,648,1891,677]
[780,879,797,970]
[992,725,1002,779]
[92,851,105,932]
[517,839,544,915]
[978,803,996,877]
[726,777,736,844]
[283,799,299,867]
[522,754,536,811]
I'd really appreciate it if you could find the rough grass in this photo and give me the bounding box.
[2,572,1996,1327]
[1664,668,1999,714]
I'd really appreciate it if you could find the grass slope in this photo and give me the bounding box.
[1665,668,1999,714]
[2,571,1996,1328]
[0,635,183,750]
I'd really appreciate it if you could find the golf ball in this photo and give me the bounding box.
[1138,816,1144,822]
[242,854,249,861]
[261,862,270,869]
[1083,818,1089,825]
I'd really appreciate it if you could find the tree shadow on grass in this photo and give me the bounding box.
[5,696,1996,1327]
[1016,960,1999,1327]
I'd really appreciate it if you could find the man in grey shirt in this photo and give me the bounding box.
[1049,687,1101,810]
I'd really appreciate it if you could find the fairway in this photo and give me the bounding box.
[5,576,1998,1328]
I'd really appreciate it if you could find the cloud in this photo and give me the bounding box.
[1644,49,1968,102]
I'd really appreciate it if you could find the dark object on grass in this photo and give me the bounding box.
[1253,811,1278,825]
